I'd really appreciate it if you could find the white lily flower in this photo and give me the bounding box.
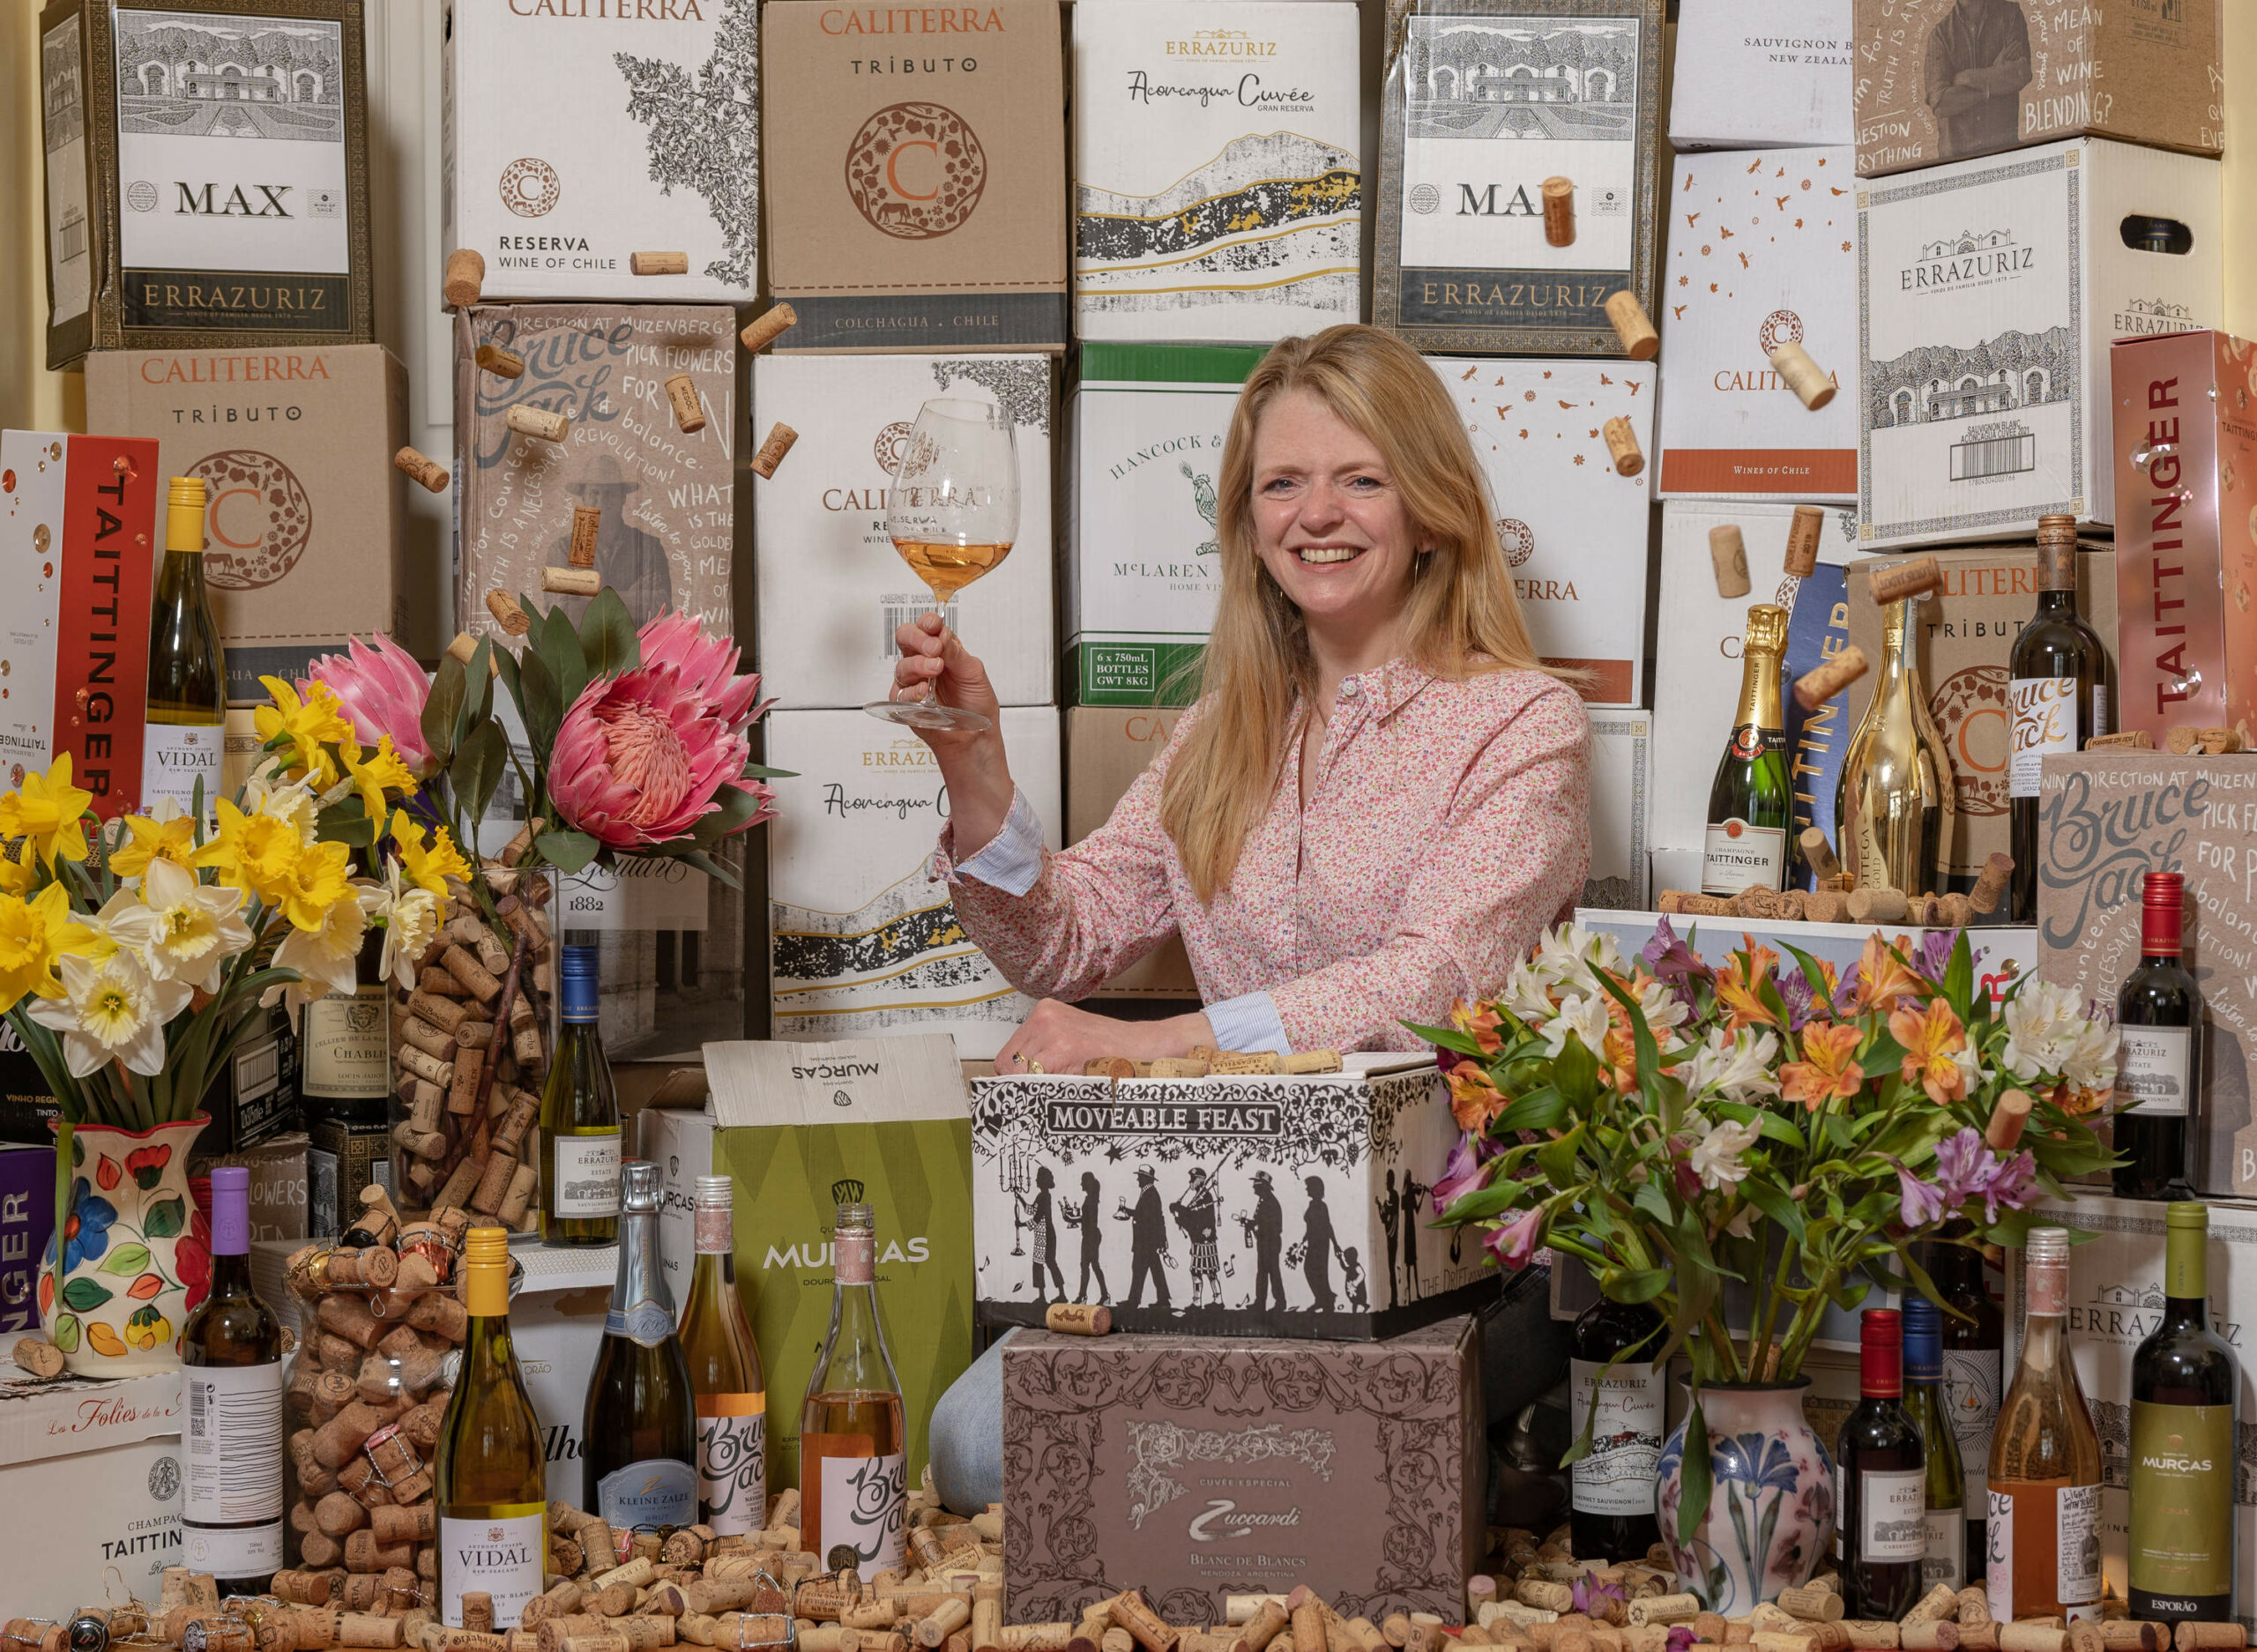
[1690,1118,1762,1190]
[1686,1026,1782,1104]
[266,889,369,1013]
[1503,958,1559,1024]
[1533,921,1626,994]
[1540,991,1613,1063]
[2061,1016,2121,1093]
[1635,977,1695,1048]
[126,859,253,992]
[2001,979,2085,1080]
[29,951,190,1077]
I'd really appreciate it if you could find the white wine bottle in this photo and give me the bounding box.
[801,1200,907,1579]
[540,944,621,1246]
[180,1166,284,1594]
[582,1161,697,1533]
[435,1227,547,1628]
[142,476,227,824]
[680,1174,767,1536]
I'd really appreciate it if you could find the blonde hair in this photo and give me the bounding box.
[1158,324,1560,904]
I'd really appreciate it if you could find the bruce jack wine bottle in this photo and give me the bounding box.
[436,1226,547,1627]
[801,1200,908,1580]
[180,1165,285,1594]
[2128,1202,2236,1622]
[1836,1308,1926,1619]
[2115,871,2202,1202]
[1701,603,1792,897]
[142,475,227,824]
[680,1173,767,1537]
[1568,1296,1664,1564]
[1987,1227,2103,1622]
[2007,516,2109,921]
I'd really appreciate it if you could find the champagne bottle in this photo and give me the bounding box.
[540,944,620,1246]
[143,476,227,824]
[801,1201,908,1580]
[1837,1308,1926,1619]
[1986,1227,2103,1622]
[1701,604,1793,897]
[681,1174,767,1537]
[1836,594,1954,897]
[305,849,391,1128]
[2115,872,2202,1202]
[2128,1202,2236,1622]
[582,1160,697,1533]
[1922,1230,2002,1580]
[436,1227,547,1628]
[2007,516,2110,920]
[1568,1296,1664,1564]
[1902,1295,1966,1590]
[180,1166,285,1594]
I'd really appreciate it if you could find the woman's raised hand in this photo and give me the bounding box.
[890,610,1002,744]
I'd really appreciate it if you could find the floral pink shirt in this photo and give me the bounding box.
[937,659,1592,1053]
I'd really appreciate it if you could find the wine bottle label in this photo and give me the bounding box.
[606,1298,677,1348]
[2119,1026,2194,1117]
[1701,818,1787,896]
[302,983,391,1099]
[819,1451,907,1579]
[2055,1483,2101,1616]
[1985,1489,2014,1620]
[439,1507,546,1629]
[2128,1400,2232,1607]
[185,1362,284,1526]
[183,1518,285,1581]
[696,1393,768,1537]
[2009,676,2078,800]
[1861,1468,1928,1562]
[1923,1507,1966,1590]
[596,1458,698,1532]
[1941,1348,2002,1489]
[1568,1358,1662,1515]
[554,1132,622,1218]
[141,722,225,824]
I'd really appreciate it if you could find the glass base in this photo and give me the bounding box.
[864,696,991,733]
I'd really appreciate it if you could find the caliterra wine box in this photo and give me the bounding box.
[764,708,1062,1061]
[1667,0,1854,150]
[970,1056,1493,1339]
[1375,0,1664,356]
[1851,0,2223,179]
[443,0,758,305]
[753,353,1055,709]
[763,0,1068,353]
[1657,147,1859,502]
[1584,712,1650,912]
[1071,2,1361,345]
[85,343,408,699]
[1002,1319,1481,1625]
[1856,138,2222,549]
[1064,706,1197,1001]
[37,0,375,368]
[455,305,734,646]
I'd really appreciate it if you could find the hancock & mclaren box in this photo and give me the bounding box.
[1064,706,1197,1001]
[38,0,374,369]
[1002,1319,1481,1625]
[1855,138,2221,549]
[443,0,758,305]
[1658,146,1859,502]
[1668,0,1854,151]
[763,0,1068,353]
[1851,0,2223,180]
[1071,2,1361,345]
[455,305,734,644]
[764,708,1062,1062]
[755,354,1054,710]
[1069,346,1267,707]
[971,1055,1493,1339]
[1584,711,1650,912]
[1375,0,1664,356]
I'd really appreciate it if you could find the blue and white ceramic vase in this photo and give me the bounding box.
[1655,1380,1835,1613]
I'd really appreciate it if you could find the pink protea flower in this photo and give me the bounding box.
[302,635,438,777]
[549,611,774,850]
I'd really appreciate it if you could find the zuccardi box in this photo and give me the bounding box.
[1071,2,1361,345]
[1855,138,2221,549]
[970,1056,1492,1339]
[1668,0,1854,151]
[86,343,407,700]
[454,305,734,644]
[763,0,1068,353]
[443,0,758,304]
[764,708,1062,1062]
[1002,1320,1481,1625]
[1375,0,1664,356]
[38,0,374,368]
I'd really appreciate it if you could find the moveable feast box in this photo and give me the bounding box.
[1668,0,1854,150]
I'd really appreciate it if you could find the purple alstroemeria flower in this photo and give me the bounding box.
[1978,1150,2040,1221]
[1434,1135,1491,1216]
[1896,1163,1947,1228]
[1486,1206,1545,1271]
[1779,969,1825,1031]
[1572,1578,1626,1617]
[1917,927,1960,983]
[1933,1127,1993,1201]
[1642,916,1711,986]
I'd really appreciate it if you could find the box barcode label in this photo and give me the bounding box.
[882,599,958,657]
[1950,433,2036,480]
[185,1362,285,1522]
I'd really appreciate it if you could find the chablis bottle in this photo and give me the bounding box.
[1836,1308,1926,1620]
[1568,1296,1664,1564]
[2115,871,2202,1202]
[801,1201,907,1579]
[1902,1295,1966,1590]
[180,1166,285,1593]
[680,1174,767,1536]
[540,944,621,1245]
[583,1161,697,1533]
[1987,1228,2103,1622]
[2008,516,2109,921]
[1701,604,1792,897]
[2128,1202,2236,1622]
[436,1227,547,1628]
[1836,594,1953,897]
[143,476,227,823]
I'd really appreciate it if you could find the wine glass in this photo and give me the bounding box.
[865,397,1018,733]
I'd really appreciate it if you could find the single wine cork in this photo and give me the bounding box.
[542,566,602,597]
[919,1604,972,1649]
[4,1624,66,1652]
[506,405,570,443]
[1898,1633,1958,1652]
[1838,1629,1898,1651]
[324,1246,399,1289]
[2167,725,2203,754]
[1147,1057,1209,1078]
[1240,1607,1292,1652]
[1867,554,1942,605]
[1516,1586,1573,1616]
[570,506,601,569]
[475,343,525,379]
[2087,730,2154,749]
[1212,1050,1283,1075]
[1769,340,1836,410]
[1995,1631,2064,1652]
[1626,1601,1699,1630]
[740,302,799,353]
[11,1336,65,1379]
[1773,1592,1839,1626]
[2066,1627,2102,1652]
[1969,851,2012,913]
[630,251,689,276]
[1784,503,1828,577]
[1106,1598,1173,1652]
[1901,1590,1959,1631]
[443,248,486,308]
[341,1617,403,1649]
[1794,645,1870,711]
[753,422,799,480]
[2201,726,2245,754]
[484,590,533,637]
[1044,1302,1111,1336]
[1657,889,1732,917]
[1846,886,1909,924]
[1081,1057,1136,1079]
[1985,1088,2034,1153]
[1799,827,1842,882]
[1605,290,1659,360]
[665,374,706,434]
[464,1600,497,1636]
[2098,1629,2167,1652]
[1291,1611,1325,1652]
[1541,177,1575,247]
[1953,1589,1990,1628]
[1933,891,1974,927]
[1708,525,1751,598]
[1602,417,1643,478]
[395,447,451,494]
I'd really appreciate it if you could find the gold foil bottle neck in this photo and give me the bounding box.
[2036,540,2077,591]
[1743,603,1789,656]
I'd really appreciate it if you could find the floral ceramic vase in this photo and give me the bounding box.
[40,1116,210,1376]
[1656,1380,1835,1613]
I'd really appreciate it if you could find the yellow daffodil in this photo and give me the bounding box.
[391,810,472,898]
[0,845,34,897]
[342,733,421,823]
[197,799,312,910]
[276,839,354,934]
[109,800,200,880]
[0,754,94,868]
[0,884,99,1013]
[254,676,354,788]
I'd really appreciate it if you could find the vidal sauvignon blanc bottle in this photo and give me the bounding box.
[435,1227,547,1627]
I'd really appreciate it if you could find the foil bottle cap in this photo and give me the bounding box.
[209,1165,250,1256]
[1859,1307,1903,1397]
[2142,870,2186,956]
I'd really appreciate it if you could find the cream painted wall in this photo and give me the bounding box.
[2,1,82,434]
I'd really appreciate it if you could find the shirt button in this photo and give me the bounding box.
[1342,680,1362,697]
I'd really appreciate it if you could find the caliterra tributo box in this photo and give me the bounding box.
[443,0,758,305]
[1071,2,1360,345]
[1856,138,2221,548]
[1669,0,1854,150]
[1376,0,1664,356]
[39,0,374,368]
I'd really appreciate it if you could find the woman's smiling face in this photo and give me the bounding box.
[1248,387,1424,628]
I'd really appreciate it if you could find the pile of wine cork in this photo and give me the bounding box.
[1657,838,2014,930]
[1071,1048,1343,1080]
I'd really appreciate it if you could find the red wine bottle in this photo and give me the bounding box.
[1838,1308,1926,1620]
[1568,1297,1665,1563]
[2115,872,2202,1201]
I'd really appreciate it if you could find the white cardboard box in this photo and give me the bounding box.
[1658,147,1859,502]
[1430,356,1655,707]
[1071,1,1361,344]
[1575,910,2040,1006]
[753,355,1055,708]
[764,708,1062,1060]
[442,0,757,304]
[1857,138,2223,547]
[1586,711,1651,912]
[1667,0,1854,151]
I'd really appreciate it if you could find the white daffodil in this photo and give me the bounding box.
[124,859,252,991]
[1690,1117,1762,1191]
[1686,1026,1782,1104]
[1541,990,1614,1063]
[28,950,190,1077]
[266,888,369,1013]
[360,867,440,993]
[242,770,322,846]
[2000,979,2085,1080]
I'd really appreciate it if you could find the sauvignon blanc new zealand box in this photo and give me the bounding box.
[1668,0,1854,151]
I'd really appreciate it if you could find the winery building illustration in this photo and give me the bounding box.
[1402,19,1638,128]
[114,10,342,133]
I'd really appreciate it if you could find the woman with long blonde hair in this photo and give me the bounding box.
[892,323,1592,1071]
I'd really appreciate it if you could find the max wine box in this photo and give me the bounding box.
[1667,0,1854,151]
[1071,2,1361,345]
[454,305,734,645]
[38,0,374,368]
[763,0,1068,353]
[1855,138,2221,548]
[443,0,758,304]
[1002,1320,1482,1625]
[1375,0,1664,356]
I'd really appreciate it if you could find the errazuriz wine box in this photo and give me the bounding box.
[1657,146,1859,502]
[753,353,1054,710]
[0,431,160,819]
[1584,711,1651,912]
[763,0,1068,353]
[1064,706,1197,1001]
[85,343,408,702]
[764,708,1062,1062]
[37,0,373,369]
[1428,356,1653,705]
[1375,0,1664,356]
[1069,345,1268,707]
[453,305,735,646]
[1851,0,2223,180]
[2109,330,2257,748]
[971,1056,1495,1339]
[1668,0,1854,151]
[1070,1,1361,345]
[1002,1319,1482,1625]
[442,0,758,305]
[1855,138,2222,550]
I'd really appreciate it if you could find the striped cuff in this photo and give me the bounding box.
[1204,991,1289,1056]
[952,788,1046,897]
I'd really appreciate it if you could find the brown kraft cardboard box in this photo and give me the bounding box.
[1065,706,1196,1000]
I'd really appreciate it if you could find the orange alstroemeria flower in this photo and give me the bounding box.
[1780,1019,1866,1110]
[1452,1000,1508,1057]
[1889,998,1970,1104]
[1715,940,1784,1031]
[1447,1063,1508,1132]
[1851,932,1930,1016]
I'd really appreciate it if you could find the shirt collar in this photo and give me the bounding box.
[1349,657,1438,721]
